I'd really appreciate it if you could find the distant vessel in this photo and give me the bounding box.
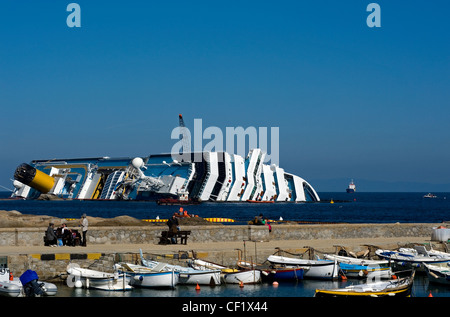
[346,180,356,193]
[423,193,437,198]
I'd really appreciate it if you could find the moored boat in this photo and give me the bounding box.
[424,263,450,285]
[223,269,261,284]
[314,271,415,297]
[322,254,392,279]
[267,255,339,280]
[375,248,450,271]
[66,265,132,291]
[116,263,179,288]
[262,267,304,282]
[140,250,221,285]
[0,268,57,297]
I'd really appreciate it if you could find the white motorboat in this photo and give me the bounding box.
[140,250,221,285]
[116,263,179,288]
[267,255,339,280]
[0,268,57,297]
[66,265,132,291]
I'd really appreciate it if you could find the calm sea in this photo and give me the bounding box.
[0,192,449,224]
[1,191,449,299]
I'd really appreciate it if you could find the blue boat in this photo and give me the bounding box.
[339,263,392,279]
[263,267,304,282]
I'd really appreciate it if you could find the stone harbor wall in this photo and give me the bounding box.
[0,222,443,281]
[0,223,438,247]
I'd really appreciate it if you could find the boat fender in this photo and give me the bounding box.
[134,275,143,281]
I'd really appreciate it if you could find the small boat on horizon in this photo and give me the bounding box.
[423,193,437,198]
[346,179,356,193]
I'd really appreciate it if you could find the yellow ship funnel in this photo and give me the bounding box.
[14,163,55,193]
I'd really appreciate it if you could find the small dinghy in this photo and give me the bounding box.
[323,254,392,279]
[262,267,304,282]
[424,262,450,285]
[223,269,261,284]
[0,268,57,297]
[66,265,132,291]
[116,263,179,289]
[140,249,221,285]
[267,255,339,280]
[315,271,415,297]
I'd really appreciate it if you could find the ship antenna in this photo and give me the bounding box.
[178,114,191,155]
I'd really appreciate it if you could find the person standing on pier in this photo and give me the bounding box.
[80,214,88,246]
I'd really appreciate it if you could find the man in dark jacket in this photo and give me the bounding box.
[45,223,57,247]
[167,214,179,244]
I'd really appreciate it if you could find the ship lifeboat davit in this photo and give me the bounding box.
[14,163,55,193]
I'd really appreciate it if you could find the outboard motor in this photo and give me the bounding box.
[20,270,44,297]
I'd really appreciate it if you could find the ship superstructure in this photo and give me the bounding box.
[12,149,320,202]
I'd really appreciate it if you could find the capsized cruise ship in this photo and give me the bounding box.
[11,149,320,202]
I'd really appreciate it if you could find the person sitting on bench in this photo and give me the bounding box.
[167,214,179,244]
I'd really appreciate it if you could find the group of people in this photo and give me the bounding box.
[45,213,89,247]
[249,213,272,232]
[177,207,198,218]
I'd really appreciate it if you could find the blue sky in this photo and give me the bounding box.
[0,1,449,191]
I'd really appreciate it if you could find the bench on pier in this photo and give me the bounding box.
[158,230,191,245]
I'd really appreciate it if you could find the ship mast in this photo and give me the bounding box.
[178,114,191,155]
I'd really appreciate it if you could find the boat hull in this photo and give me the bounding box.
[267,255,339,280]
[263,268,304,282]
[424,263,450,285]
[376,249,450,271]
[67,267,132,291]
[179,270,221,285]
[127,271,179,288]
[339,263,392,279]
[315,273,415,297]
[224,270,261,284]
